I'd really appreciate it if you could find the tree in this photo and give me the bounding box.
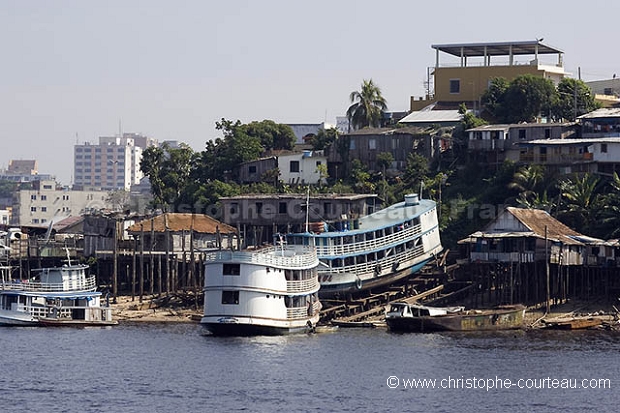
[346,79,388,130]
[308,127,338,151]
[140,145,166,207]
[481,77,510,121]
[403,153,430,191]
[557,173,602,234]
[376,152,394,176]
[244,120,296,151]
[502,75,557,123]
[553,78,599,121]
[508,164,546,206]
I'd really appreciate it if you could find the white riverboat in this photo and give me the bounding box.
[201,243,321,336]
[0,262,115,326]
[287,194,443,298]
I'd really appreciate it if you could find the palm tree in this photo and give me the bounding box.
[508,164,545,206]
[557,173,601,234]
[346,79,388,130]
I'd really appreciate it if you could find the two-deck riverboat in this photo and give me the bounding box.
[0,262,115,326]
[287,194,442,298]
[201,243,321,336]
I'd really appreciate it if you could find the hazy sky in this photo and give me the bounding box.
[1,0,617,185]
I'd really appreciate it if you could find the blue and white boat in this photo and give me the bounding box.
[287,194,443,298]
[0,261,115,326]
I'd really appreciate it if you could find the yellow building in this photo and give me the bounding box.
[411,40,566,111]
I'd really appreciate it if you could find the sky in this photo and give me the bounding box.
[1,0,618,185]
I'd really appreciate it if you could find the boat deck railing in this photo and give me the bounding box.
[286,277,320,293]
[204,246,318,269]
[0,275,98,293]
[286,301,321,319]
[321,244,426,275]
[315,224,423,257]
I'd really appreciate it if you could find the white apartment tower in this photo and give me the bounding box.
[74,133,153,190]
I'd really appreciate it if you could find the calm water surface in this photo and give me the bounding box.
[0,323,617,412]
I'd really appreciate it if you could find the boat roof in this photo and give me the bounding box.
[304,198,436,238]
[0,290,101,299]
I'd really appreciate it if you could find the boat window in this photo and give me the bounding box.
[221,291,239,305]
[222,263,240,276]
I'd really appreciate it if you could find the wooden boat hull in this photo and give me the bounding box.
[543,317,604,330]
[387,305,526,332]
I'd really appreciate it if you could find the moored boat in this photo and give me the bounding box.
[0,262,116,326]
[287,194,442,298]
[385,302,526,332]
[201,243,321,336]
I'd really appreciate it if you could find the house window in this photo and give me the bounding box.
[41,195,47,201]
[449,79,460,94]
[230,202,238,215]
[350,140,356,150]
[290,160,300,173]
[248,165,257,174]
[279,202,287,214]
[518,129,526,140]
[31,195,37,200]
[545,129,551,139]
[316,161,322,167]
[256,202,263,214]
[41,207,47,212]
[221,291,239,305]
[223,263,241,275]
[31,206,36,212]
[369,139,376,150]
[601,143,608,153]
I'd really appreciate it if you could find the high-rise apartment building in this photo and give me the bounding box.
[73,133,156,190]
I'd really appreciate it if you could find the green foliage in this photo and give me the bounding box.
[308,127,339,151]
[403,153,430,189]
[244,120,296,151]
[553,78,600,121]
[376,152,394,173]
[346,79,388,130]
[349,159,374,193]
[140,142,197,211]
[481,75,600,124]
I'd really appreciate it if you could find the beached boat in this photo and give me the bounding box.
[0,262,116,326]
[385,302,526,332]
[543,317,606,330]
[287,194,442,298]
[201,243,321,336]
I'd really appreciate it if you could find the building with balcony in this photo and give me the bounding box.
[518,137,620,176]
[411,40,567,112]
[466,122,577,165]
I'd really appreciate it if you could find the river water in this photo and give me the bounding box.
[0,323,617,412]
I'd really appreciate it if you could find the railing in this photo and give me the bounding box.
[286,302,321,319]
[320,244,426,275]
[0,275,97,292]
[204,246,318,269]
[286,277,320,294]
[314,224,423,257]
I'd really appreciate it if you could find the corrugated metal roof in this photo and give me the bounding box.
[522,137,620,145]
[126,213,236,234]
[432,40,563,57]
[399,110,463,124]
[460,207,596,245]
[577,108,620,119]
